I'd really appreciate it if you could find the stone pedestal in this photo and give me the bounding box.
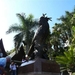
[18,58,60,75]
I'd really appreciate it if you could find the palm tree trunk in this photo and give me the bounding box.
[26,45,29,54]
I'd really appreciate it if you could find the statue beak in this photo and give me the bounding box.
[49,17,52,21]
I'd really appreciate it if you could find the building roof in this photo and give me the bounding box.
[0,39,7,57]
[10,45,25,65]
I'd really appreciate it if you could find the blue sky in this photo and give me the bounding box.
[0,0,75,51]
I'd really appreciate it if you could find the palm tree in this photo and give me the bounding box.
[6,13,38,54]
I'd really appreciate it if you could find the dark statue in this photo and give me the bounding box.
[28,14,52,59]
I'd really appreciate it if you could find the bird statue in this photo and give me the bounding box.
[28,14,52,59]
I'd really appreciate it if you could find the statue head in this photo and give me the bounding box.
[39,14,52,25]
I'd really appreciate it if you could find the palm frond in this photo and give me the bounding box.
[16,13,26,26]
[14,32,24,49]
[6,24,23,34]
[6,13,38,51]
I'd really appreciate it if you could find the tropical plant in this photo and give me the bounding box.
[56,24,75,73]
[6,13,38,54]
[56,45,75,72]
[49,8,75,57]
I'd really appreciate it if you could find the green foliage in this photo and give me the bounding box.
[48,8,75,58]
[6,13,38,53]
[6,48,15,55]
[50,8,75,73]
[56,45,75,72]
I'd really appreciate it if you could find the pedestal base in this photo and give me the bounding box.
[18,58,60,75]
[18,72,60,75]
